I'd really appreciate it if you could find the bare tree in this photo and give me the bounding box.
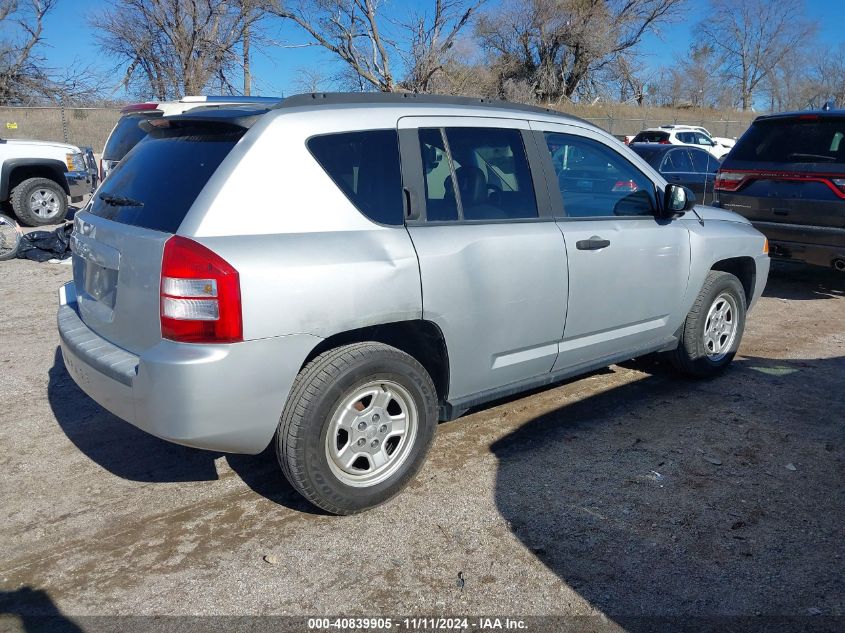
[476,0,684,104]
[273,0,397,92]
[699,0,816,111]
[91,0,268,99]
[398,0,485,93]
[0,0,56,103]
[678,43,721,108]
[271,0,483,93]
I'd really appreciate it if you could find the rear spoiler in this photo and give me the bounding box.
[140,107,268,133]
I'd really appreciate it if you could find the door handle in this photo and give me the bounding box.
[576,236,611,250]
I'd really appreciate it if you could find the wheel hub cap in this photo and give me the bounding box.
[29,189,60,219]
[325,380,418,487]
[703,293,738,362]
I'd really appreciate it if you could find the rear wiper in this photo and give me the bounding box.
[787,153,836,162]
[98,193,144,207]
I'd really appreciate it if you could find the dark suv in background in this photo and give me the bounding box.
[716,110,845,271]
[100,96,282,181]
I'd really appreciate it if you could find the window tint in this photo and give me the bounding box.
[730,118,845,164]
[419,128,459,221]
[308,130,404,225]
[444,127,538,220]
[89,124,243,233]
[544,132,654,218]
[676,132,695,144]
[102,113,160,161]
[662,149,693,173]
[689,148,712,173]
[418,127,538,221]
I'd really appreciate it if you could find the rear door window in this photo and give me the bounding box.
[308,130,404,225]
[689,148,714,173]
[88,124,243,233]
[418,127,538,222]
[731,118,845,164]
[662,149,694,173]
[419,128,459,222]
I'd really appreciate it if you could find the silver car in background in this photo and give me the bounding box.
[58,93,770,514]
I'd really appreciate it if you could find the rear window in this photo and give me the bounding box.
[731,118,845,164]
[89,124,243,233]
[307,130,403,225]
[102,113,161,161]
[632,131,669,143]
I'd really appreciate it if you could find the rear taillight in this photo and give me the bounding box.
[160,236,242,344]
[714,170,747,191]
[716,170,845,198]
[613,179,639,192]
[659,139,670,144]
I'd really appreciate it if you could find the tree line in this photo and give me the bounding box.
[0,0,836,112]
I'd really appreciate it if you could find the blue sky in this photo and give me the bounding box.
[35,0,845,100]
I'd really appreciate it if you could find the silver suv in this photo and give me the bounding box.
[58,94,770,514]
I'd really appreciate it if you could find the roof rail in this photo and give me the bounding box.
[202,95,283,104]
[273,92,591,124]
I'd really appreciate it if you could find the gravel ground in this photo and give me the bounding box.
[0,253,843,633]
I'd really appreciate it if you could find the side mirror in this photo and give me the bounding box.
[662,184,696,218]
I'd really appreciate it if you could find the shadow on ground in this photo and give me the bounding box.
[0,588,82,633]
[47,348,318,513]
[763,260,844,300]
[492,353,845,628]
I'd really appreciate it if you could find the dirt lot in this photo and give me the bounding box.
[0,254,843,632]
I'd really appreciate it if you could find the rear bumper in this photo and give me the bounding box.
[751,221,845,268]
[57,282,321,454]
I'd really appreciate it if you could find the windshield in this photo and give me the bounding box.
[731,118,845,164]
[88,124,244,233]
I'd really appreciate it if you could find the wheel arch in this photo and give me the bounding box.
[710,256,756,305]
[1,159,69,200]
[301,320,450,404]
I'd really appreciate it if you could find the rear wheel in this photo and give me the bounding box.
[277,342,438,515]
[11,177,68,226]
[668,270,747,377]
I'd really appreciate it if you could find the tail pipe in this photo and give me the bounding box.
[833,258,845,272]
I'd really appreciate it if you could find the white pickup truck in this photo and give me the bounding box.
[0,138,95,226]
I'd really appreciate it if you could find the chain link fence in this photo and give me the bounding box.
[582,116,750,140]
[0,106,754,152]
[0,107,121,151]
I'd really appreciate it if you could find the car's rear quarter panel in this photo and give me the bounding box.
[179,108,423,342]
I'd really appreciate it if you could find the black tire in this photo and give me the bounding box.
[668,270,747,378]
[277,342,438,515]
[11,177,68,226]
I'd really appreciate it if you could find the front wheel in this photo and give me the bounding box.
[668,270,747,377]
[10,177,68,226]
[277,342,438,515]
